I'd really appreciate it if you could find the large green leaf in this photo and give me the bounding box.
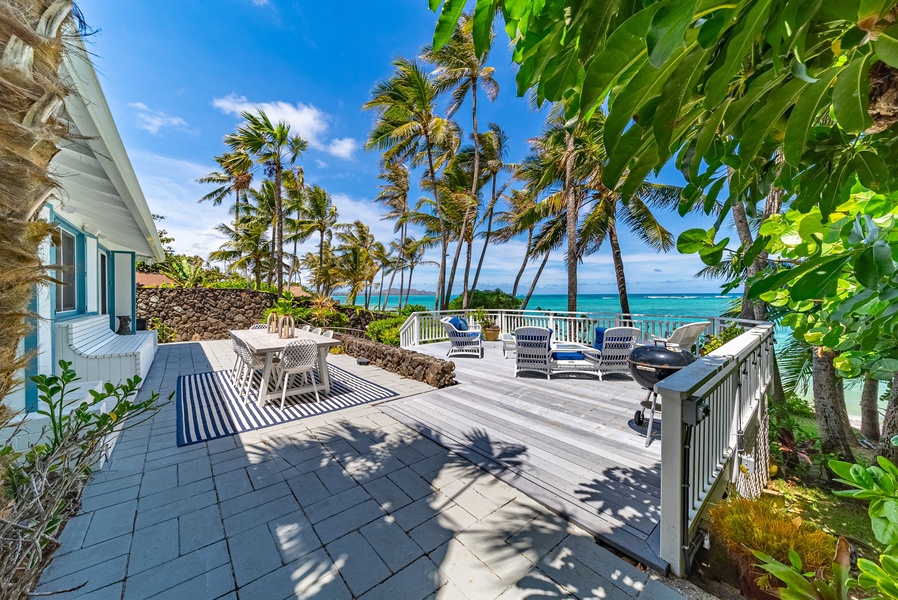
[783,69,838,166]
[747,254,848,299]
[647,0,698,67]
[738,78,808,162]
[580,9,656,116]
[833,54,873,133]
[432,0,466,49]
[790,256,851,300]
[699,237,729,265]
[540,45,584,102]
[471,0,498,57]
[875,24,898,68]
[704,0,773,108]
[676,227,713,253]
[855,151,891,191]
[654,46,707,155]
[856,241,896,289]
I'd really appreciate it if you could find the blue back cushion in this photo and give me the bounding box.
[547,329,553,341]
[457,317,468,331]
[448,317,462,330]
[552,351,585,360]
[593,327,606,351]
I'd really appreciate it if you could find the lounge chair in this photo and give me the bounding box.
[440,316,482,358]
[515,326,552,378]
[585,326,641,380]
[653,321,710,355]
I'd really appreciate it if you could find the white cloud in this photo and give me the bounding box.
[212,94,358,160]
[314,159,329,168]
[251,0,269,5]
[129,152,229,258]
[129,102,189,135]
[325,138,358,160]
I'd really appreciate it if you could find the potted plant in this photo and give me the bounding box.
[471,308,501,341]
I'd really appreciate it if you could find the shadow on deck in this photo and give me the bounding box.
[380,340,666,571]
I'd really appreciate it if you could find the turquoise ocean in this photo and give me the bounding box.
[338,292,738,316]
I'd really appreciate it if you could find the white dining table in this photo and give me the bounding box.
[229,328,342,408]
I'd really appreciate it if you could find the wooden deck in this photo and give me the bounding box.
[380,340,666,571]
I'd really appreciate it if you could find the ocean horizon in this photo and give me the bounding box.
[336,292,740,317]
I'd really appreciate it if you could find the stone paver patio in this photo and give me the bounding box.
[36,340,699,600]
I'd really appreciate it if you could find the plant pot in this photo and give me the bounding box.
[483,326,500,341]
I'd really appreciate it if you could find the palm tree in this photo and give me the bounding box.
[337,221,376,306]
[494,189,538,298]
[521,107,683,314]
[197,150,254,234]
[0,1,73,407]
[210,219,272,288]
[224,110,308,295]
[424,13,499,308]
[290,185,338,294]
[370,242,392,310]
[375,164,411,302]
[282,167,305,286]
[363,58,456,310]
[460,123,512,302]
[402,237,439,307]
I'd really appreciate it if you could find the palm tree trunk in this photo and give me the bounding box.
[424,131,447,311]
[512,228,533,298]
[564,131,577,312]
[398,264,406,310]
[861,378,881,442]
[608,220,632,316]
[462,81,481,310]
[877,373,898,462]
[471,175,499,295]
[521,252,550,310]
[812,347,855,462]
[446,235,464,307]
[377,269,386,309]
[0,0,70,408]
[274,163,284,295]
[405,267,415,306]
[383,269,396,312]
[462,237,474,307]
[318,229,325,295]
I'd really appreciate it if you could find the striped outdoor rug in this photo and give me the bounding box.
[176,365,397,446]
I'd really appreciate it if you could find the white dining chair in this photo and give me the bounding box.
[322,330,334,338]
[311,327,323,335]
[234,339,265,399]
[301,325,312,332]
[278,340,320,409]
[249,324,268,330]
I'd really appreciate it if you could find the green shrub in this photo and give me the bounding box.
[398,304,428,316]
[447,289,522,310]
[367,316,407,346]
[149,318,177,343]
[699,323,743,355]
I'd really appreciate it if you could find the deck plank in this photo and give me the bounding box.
[380,340,667,571]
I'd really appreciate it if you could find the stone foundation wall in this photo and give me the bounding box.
[338,335,455,388]
[136,287,276,342]
[337,306,393,334]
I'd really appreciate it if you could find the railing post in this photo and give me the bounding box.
[658,386,687,577]
[413,314,420,346]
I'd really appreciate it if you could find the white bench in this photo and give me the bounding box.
[54,315,157,386]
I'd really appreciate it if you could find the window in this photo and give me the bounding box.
[56,229,77,312]
[99,253,108,315]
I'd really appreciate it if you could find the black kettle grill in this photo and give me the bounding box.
[627,343,696,445]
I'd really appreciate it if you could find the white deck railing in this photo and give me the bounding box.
[399,309,773,575]
[398,308,758,349]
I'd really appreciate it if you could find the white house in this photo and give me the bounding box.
[6,34,164,427]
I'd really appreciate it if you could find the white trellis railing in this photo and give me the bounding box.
[398,309,773,576]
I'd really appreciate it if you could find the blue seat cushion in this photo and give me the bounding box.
[457,317,469,331]
[448,316,462,330]
[552,351,585,360]
[593,327,606,351]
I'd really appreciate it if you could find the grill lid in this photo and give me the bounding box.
[627,344,696,369]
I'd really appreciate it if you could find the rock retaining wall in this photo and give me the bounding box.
[338,335,455,388]
[136,287,276,342]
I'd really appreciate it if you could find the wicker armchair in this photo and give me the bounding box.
[440,316,483,358]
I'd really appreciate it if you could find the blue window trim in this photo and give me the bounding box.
[24,293,39,413]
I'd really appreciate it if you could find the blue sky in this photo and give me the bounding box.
[77,0,730,294]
